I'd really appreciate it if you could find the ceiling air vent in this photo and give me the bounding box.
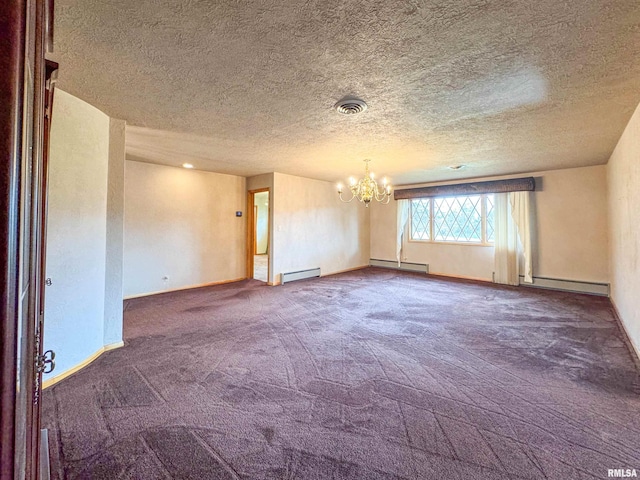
[334,97,368,115]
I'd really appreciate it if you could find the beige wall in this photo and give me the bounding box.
[371,165,609,283]
[607,101,640,356]
[535,165,608,282]
[104,118,126,345]
[123,161,246,297]
[272,172,370,284]
[44,90,112,379]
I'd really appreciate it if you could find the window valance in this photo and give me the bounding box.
[394,177,535,200]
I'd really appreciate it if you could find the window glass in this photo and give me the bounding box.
[410,198,430,240]
[433,195,482,242]
[410,194,495,244]
[486,194,495,243]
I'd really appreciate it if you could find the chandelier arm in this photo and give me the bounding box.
[374,185,390,202]
[338,191,356,203]
[377,184,390,196]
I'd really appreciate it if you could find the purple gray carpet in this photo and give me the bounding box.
[42,268,640,479]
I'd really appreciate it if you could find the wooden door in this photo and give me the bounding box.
[1,1,56,479]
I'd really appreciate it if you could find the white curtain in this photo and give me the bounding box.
[396,199,410,266]
[510,191,533,283]
[493,193,520,285]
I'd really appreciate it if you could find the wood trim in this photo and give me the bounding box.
[246,188,269,282]
[29,1,52,473]
[605,299,640,370]
[394,177,535,200]
[428,272,493,283]
[41,341,125,390]
[0,1,27,477]
[321,265,368,277]
[253,205,258,255]
[123,277,246,300]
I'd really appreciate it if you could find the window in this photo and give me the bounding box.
[410,194,495,244]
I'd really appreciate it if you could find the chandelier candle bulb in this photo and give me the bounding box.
[337,159,392,207]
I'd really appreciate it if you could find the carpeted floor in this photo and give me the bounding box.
[42,268,640,479]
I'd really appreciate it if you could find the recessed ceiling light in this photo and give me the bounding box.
[448,165,465,170]
[182,163,194,169]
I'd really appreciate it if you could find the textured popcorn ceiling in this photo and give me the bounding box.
[51,0,640,184]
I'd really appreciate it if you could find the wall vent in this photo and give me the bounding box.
[334,97,368,115]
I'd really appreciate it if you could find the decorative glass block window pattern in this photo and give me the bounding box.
[433,195,482,242]
[410,194,495,244]
[486,194,495,242]
[410,199,430,240]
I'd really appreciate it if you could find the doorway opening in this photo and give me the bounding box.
[247,189,269,283]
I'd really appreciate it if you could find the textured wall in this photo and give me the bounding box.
[272,173,370,284]
[44,90,110,378]
[103,118,126,346]
[535,166,608,282]
[123,161,246,297]
[608,100,640,357]
[370,166,609,283]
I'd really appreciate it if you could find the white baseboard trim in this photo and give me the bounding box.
[369,259,429,274]
[42,340,125,389]
[518,275,609,296]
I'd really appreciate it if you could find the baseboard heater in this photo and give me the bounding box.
[369,258,429,274]
[281,267,321,284]
[519,275,609,296]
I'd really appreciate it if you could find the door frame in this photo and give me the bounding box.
[253,205,258,255]
[1,1,55,478]
[246,188,270,282]
[0,1,27,476]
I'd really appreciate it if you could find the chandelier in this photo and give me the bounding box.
[337,159,392,207]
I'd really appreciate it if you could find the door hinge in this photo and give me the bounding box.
[36,349,55,375]
[34,349,55,405]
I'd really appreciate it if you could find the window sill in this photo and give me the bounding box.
[408,239,495,247]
